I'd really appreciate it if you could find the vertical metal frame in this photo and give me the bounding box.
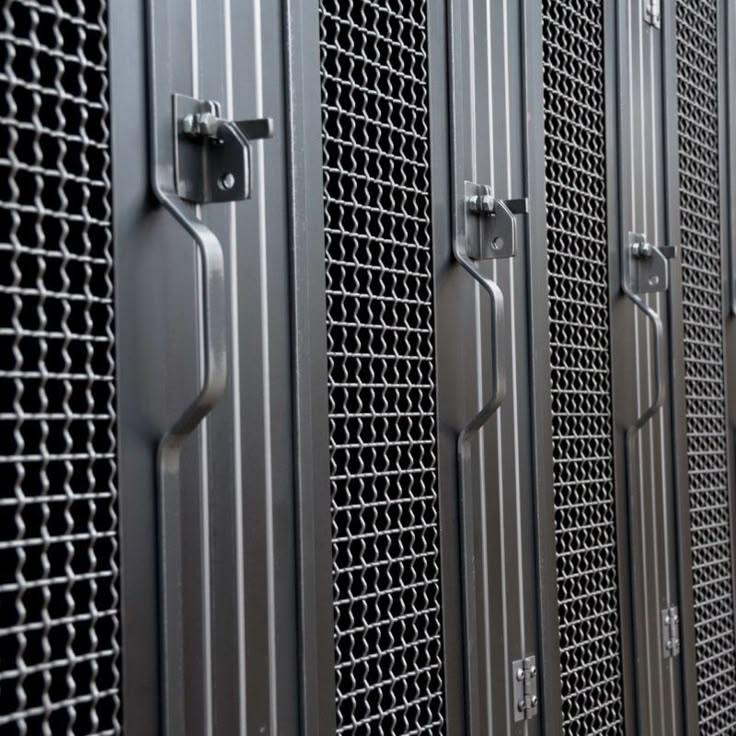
[521,1,562,731]
[661,1,701,732]
[426,0,467,731]
[449,1,541,732]
[109,0,162,732]
[718,0,736,710]
[283,0,336,733]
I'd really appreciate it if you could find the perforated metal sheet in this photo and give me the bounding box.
[676,2,736,732]
[542,1,624,733]
[0,1,121,733]
[318,1,446,732]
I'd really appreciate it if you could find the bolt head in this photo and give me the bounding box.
[516,667,524,682]
[529,665,537,678]
[219,172,236,191]
[517,699,525,712]
[531,696,538,707]
[492,236,504,251]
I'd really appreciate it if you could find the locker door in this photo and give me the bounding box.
[288,1,467,733]
[665,1,736,732]
[527,0,689,733]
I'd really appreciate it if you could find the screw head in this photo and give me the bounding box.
[492,236,504,251]
[219,172,236,191]
[529,665,537,678]
[665,616,671,625]
[516,667,524,682]
[531,696,539,708]
[517,699,525,712]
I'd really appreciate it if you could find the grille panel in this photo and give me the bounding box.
[541,2,624,733]
[676,2,736,733]
[0,1,120,734]
[318,1,445,733]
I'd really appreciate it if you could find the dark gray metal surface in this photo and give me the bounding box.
[0,1,122,732]
[675,2,736,733]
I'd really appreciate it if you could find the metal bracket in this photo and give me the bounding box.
[464,181,528,261]
[625,232,676,294]
[644,0,661,28]
[661,607,680,658]
[511,656,539,722]
[173,93,273,204]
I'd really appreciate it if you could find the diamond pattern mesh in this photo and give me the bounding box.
[0,1,120,733]
[542,1,624,733]
[317,1,445,733]
[676,2,736,732]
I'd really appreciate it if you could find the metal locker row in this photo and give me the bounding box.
[0,0,735,735]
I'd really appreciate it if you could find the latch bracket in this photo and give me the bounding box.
[511,655,539,722]
[644,0,661,28]
[625,232,676,294]
[464,181,528,261]
[173,93,273,204]
[661,607,681,658]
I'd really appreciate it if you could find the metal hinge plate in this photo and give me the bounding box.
[662,607,681,658]
[511,655,539,722]
[626,232,676,294]
[644,0,661,28]
[464,181,527,261]
[173,93,273,204]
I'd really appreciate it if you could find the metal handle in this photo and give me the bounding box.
[146,3,228,735]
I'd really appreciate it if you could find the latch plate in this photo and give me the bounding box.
[511,655,539,722]
[626,232,676,294]
[464,181,528,261]
[173,93,273,204]
[644,0,661,28]
[661,607,680,658]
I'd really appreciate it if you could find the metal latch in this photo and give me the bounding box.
[661,607,681,658]
[511,656,539,722]
[173,93,273,204]
[644,0,661,28]
[625,232,676,293]
[465,181,528,260]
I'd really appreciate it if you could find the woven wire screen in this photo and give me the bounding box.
[318,1,445,732]
[542,1,624,732]
[0,0,120,733]
[676,2,736,732]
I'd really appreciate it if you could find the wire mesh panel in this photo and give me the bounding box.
[541,1,624,733]
[0,1,120,733]
[317,1,445,733]
[676,2,736,732]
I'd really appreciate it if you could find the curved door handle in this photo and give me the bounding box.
[454,186,529,725]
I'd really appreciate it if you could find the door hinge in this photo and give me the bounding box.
[661,607,681,658]
[511,655,539,722]
[644,0,661,28]
[173,93,273,204]
[464,181,527,261]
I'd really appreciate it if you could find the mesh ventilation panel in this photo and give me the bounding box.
[0,1,120,733]
[676,2,736,733]
[318,1,445,733]
[542,1,624,733]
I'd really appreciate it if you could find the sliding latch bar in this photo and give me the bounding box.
[173,93,273,204]
[626,232,676,294]
[465,181,528,260]
[661,607,681,658]
[511,656,539,722]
